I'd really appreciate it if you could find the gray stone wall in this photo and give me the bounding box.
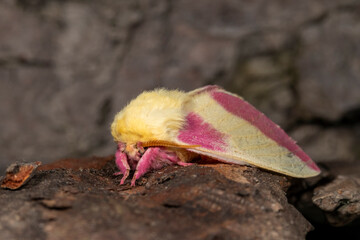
[1,0,359,173]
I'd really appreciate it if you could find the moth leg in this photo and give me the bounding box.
[114,148,130,185]
[176,162,193,166]
[156,149,193,167]
[131,147,192,186]
[131,148,157,186]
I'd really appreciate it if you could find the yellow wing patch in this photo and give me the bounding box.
[176,87,319,178]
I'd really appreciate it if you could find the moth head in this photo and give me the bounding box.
[118,142,145,161]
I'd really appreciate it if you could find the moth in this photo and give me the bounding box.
[111,85,320,186]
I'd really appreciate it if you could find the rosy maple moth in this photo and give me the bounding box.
[111,85,320,186]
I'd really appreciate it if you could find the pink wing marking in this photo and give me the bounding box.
[178,112,228,152]
[211,90,320,172]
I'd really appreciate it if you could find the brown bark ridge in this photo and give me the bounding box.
[0,156,312,240]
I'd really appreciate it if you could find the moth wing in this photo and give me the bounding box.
[175,86,320,178]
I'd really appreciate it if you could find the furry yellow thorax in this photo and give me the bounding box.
[111,89,188,144]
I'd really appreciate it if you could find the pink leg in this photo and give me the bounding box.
[176,162,193,166]
[130,147,193,186]
[131,148,157,186]
[155,149,193,167]
[114,148,131,185]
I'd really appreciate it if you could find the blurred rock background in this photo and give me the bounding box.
[1,0,360,177]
